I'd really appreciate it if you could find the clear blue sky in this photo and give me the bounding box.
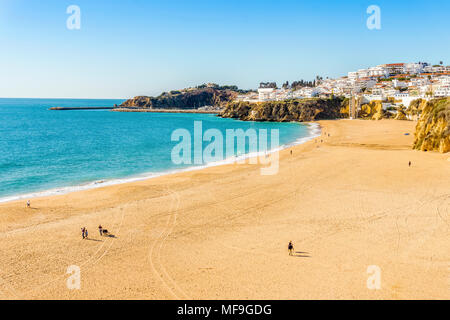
[1,0,449,99]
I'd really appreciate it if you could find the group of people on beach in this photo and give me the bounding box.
[81,227,89,239]
[81,225,108,239]
[98,225,108,236]
[24,201,110,240]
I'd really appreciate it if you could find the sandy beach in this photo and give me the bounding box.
[0,119,448,300]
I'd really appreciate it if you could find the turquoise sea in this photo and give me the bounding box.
[0,98,318,202]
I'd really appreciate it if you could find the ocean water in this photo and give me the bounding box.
[0,98,318,202]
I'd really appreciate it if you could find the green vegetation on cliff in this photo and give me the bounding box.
[407,99,427,120]
[413,97,450,153]
[220,98,348,122]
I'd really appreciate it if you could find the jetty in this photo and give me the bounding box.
[112,108,220,114]
[49,107,114,111]
[49,106,220,114]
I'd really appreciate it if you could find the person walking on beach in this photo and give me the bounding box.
[81,227,86,240]
[26,200,30,208]
[288,241,294,256]
[84,228,88,239]
[98,225,103,236]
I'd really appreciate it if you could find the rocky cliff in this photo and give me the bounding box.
[120,87,238,110]
[357,101,395,120]
[413,97,450,153]
[220,98,348,122]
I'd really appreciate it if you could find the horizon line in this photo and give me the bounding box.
[0,97,127,100]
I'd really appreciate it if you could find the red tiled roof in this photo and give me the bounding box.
[421,72,450,76]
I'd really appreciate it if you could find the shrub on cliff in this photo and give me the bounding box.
[394,105,408,120]
[413,98,450,153]
[407,98,427,121]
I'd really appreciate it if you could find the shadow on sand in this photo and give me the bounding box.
[294,251,311,258]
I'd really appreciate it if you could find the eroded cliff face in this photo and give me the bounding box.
[407,99,428,121]
[413,98,450,153]
[358,101,390,120]
[220,98,347,122]
[120,88,237,110]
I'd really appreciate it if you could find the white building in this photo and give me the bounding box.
[392,79,407,88]
[423,65,448,73]
[408,77,430,87]
[383,63,405,75]
[434,86,450,97]
[404,63,426,75]
[356,69,370,78]
[419,85,432,96]
[355,78,377,90]
[437,75,450,86]
[368,66,388,77]
[348,71,358,81]
[384,88,399,97]
[275,89,293,101]
[372,88,384,96]
[258,88,276,101]
[362,94,383,103]
[394,92,410,99]
[296,87,322,98]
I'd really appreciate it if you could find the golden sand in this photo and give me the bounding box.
[0,119,448,300]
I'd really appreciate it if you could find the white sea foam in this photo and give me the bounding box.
[0,122,321,204]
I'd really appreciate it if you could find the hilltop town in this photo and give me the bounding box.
[117,62,450,154]
[118,62,449,114]
[222,62,450,153]
[237,62,450,108]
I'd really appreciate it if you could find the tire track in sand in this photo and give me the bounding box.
[147,187,190,299]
